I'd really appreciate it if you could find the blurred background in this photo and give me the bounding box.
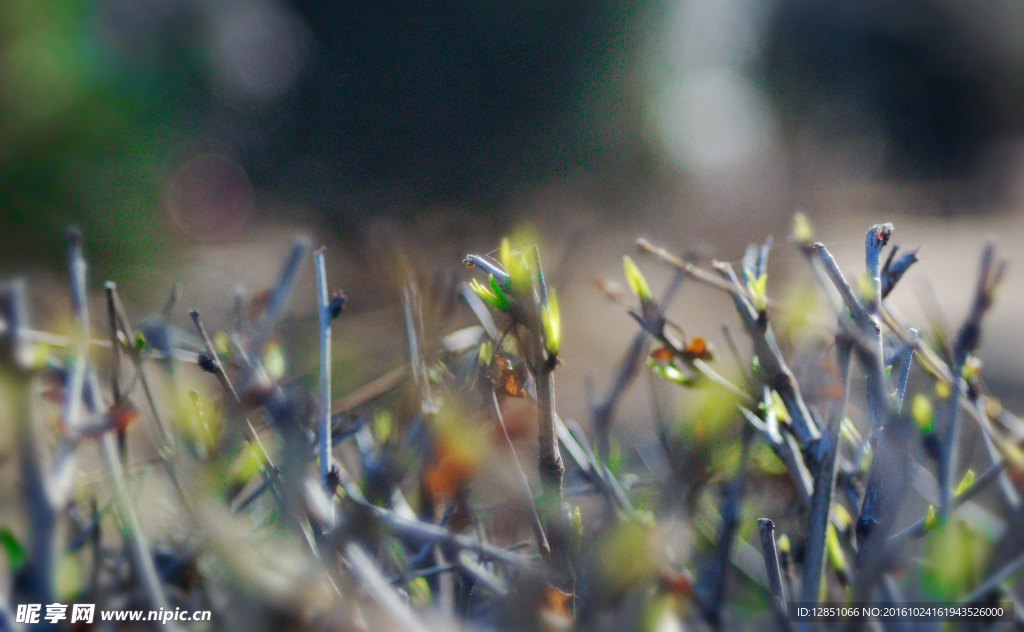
[3,0,1024,430]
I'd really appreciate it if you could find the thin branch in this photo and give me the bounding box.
[593,268,685,461]
[106,283,129,467]
[976,406,1020,510]
[246,236,311,359]
[560,416,635,516]
[5,279,58,602]
[757,518,790,631]
[894,328,918,414]
[738,405,813,507]
[331,365,407,415]
[364,504,535,568]
[489,391,550,557]
[86,371,171,612]
[956,547,1024,607]
[798,391,849,621]
[314,248,333,487]
[189,310,276,472]
[711,260,820,446]
[698,424,753,627]
[939,244,1003,518]
[105,283,122,406]
[635,238,773,309]
[533,303,564,498]
[106,284,174,447]
[456,550,509,597]
[64,228,89,438]
[887,457,1007,543]
[810,233,890,431]
[344,543,431,632]
[721,322,749,380]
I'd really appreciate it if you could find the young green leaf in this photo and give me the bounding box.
[776,533,791,554]
[374,409,393,444]
[500,237,513,272]
[831,504,853,531]
[541,288,561,355]
[489,274,511,311]
[0,528,25,571]
[623,255,652,303]
[826,524,848,574]
[955,469,975,496]
[791,212,813,244]
[768,389,791,422]
[408,577,431,607]
[912,394,934,433]
[477,340,493,366]
[921,518,991,601]
[647,360,697,387]
[228,440,269,485]
[263,341,286,381]
[56,554,83,601]
[747,273,769,311]
[470,276,509,312]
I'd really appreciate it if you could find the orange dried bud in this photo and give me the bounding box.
[493,356,527,398]
[650,346,674,362]
[109,400,139,432]
[541,585,573,618]
[659,568,694,596]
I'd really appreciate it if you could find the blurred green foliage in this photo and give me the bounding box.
[0,0,206,267]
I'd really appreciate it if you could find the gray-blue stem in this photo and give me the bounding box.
[314,248,333,487]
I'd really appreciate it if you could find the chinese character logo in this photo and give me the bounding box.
[15,604,40,624]
[72,604,96,623]
[44,603,67,624]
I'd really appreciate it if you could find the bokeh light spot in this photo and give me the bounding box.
[165,153,253,241]
[652,68,777,171]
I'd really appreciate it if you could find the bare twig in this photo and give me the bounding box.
[711,259,820,447]
[559,416,635,516]
[86,371,171,612]
[757,518,790,630]
[64,228,89,442]
[331,365,407,415]
[189,310,276,472]
[106,284,174,447]
[364,504,535,568]
[738,405,813,507]
[345,543,431,632]
[489,392,550,557]
[798,395,848,623]
[938,244,1004,518]
[533,292,564,499]
[314,248,333,486]
[698,424,753,627]
[636,238,775,308]
[887,457,1007,543]
[956,547,1024,607]
[105,283,123,406]
[105,283,130,467]
[5,279,58,603]
[894,328,917,414]
[809,230,890,431]
[976,404,1020,510]
[246,236,311,359]
[593,268,685,461]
